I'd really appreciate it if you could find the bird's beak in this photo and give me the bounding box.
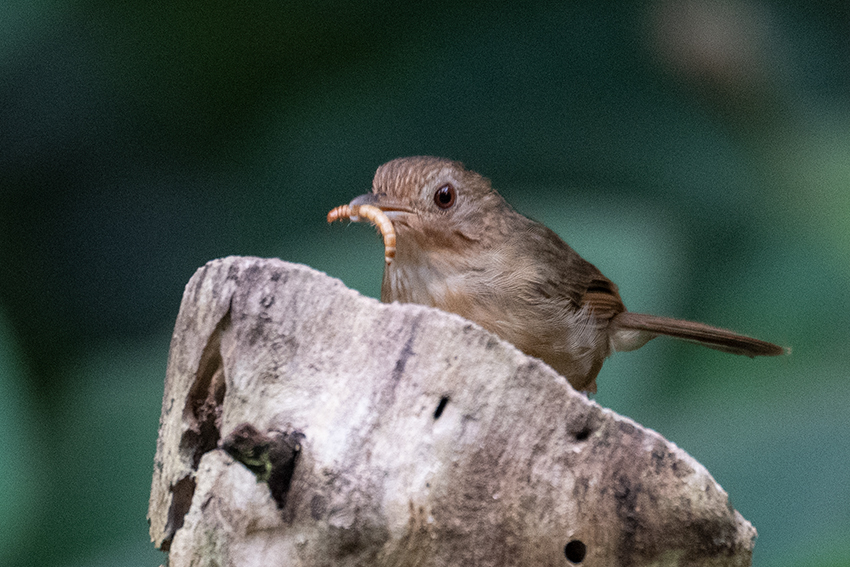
[348,193,413,222]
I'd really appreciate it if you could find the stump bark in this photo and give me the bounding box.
[148,256,756,567]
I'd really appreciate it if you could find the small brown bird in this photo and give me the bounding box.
[341,156,784,392]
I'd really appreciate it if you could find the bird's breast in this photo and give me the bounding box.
[381,248,468,309]
[380,241,611,392]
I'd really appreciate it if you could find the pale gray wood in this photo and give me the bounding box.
[149,256,756,567]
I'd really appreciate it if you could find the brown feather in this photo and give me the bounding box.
[611,312,785,357]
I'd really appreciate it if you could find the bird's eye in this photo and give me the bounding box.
[434,184,456,209]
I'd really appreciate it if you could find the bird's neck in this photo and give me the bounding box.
[381,236,467,307]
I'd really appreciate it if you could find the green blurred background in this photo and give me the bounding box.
[1,1,848,565]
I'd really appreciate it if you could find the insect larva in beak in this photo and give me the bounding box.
[327,204,396,264]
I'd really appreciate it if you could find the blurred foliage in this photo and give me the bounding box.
[1,1,848,565]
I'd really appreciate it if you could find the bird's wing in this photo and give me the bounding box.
[521,222,625,325]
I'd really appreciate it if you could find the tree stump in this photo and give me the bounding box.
[148,256,756,567]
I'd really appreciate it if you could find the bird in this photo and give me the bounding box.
[341,156,784,392]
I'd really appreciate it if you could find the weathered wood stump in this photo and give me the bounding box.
[148,256,756,567]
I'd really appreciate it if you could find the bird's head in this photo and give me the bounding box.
[348,156,511,254]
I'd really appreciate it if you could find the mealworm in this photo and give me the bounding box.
[327,203,396,264]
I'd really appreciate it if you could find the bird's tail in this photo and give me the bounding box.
[610,312,786,357]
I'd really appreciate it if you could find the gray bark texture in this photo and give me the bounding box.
[148,256,756,567]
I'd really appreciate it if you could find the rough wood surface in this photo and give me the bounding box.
[148,256,756,567]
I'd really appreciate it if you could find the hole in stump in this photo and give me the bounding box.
[433,396,449,419]
[222,425,304,510]
[564,540,586,563]
[182,309,230,468]
[574,427,591,442]
[162,475,196,550]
